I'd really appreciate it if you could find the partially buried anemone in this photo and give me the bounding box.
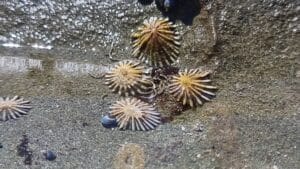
[168,69,217,107]
[0,96,32,121]
[109,98,161,131]
[132,17,181,67]
[104,60,153,97]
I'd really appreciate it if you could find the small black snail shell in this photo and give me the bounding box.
[101,115,118,128]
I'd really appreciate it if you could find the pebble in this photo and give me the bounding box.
[101,115,118,128]
[181,126,186,131]
[0,143,3,148]
[192,123,204,132]
[43,150,57,161]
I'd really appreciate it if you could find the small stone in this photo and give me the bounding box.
[82,122,89,127]
[0,143,3,148]
[193,123,204,132]
[181,126,185,131]
[43,150,57,161]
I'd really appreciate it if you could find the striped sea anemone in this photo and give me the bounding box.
[104,60,153,97]
[109,98,161,131]
[168,69,217,107]
[0,96,32,121]
[131,17,181,67]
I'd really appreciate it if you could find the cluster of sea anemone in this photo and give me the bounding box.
[102,16,217,131]
[103,59,161,131]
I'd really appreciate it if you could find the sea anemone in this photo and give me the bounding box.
[104,60,153,97]
[168,69,217,107]
[109,98,161,131]
[0,96,32,121]
[131,17,181,67]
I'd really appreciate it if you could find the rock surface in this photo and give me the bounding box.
[0,0,299,169]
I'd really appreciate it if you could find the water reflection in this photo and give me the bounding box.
[55,61,108,76]
[0,56,108,76]
[0,56,43,73]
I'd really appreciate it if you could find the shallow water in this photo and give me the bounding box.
[0,0,299,169]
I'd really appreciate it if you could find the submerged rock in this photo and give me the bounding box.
[155,0,201,25]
